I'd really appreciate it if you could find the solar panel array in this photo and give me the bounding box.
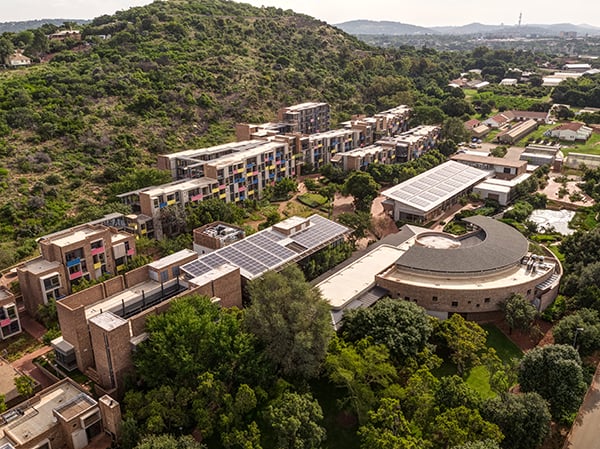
[383,161,489,212]
[182,215,349,280]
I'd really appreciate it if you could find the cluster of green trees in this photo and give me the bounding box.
[552,74,600,108]
[123,266,576,449]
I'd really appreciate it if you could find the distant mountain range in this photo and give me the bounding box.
[0,19,89,33]
[335,20,600,36]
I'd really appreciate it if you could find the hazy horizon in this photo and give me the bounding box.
[0,0,598,28]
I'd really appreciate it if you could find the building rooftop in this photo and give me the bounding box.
[158,140,267,163]
[342,145,385,158]
[88,311,128,332]
[317,245,406,310]
[182,215,350,281]
[148,249,197,271]
[20,259,62,275]
[0,380,94,446]
[395,216,529,275]
[381,161,491,213]
[138,177,218,198]
[208,140,286,169]
[451,153,527,169]
[189,263,239,287]
[283,102,328,112]
[43,226,103,248]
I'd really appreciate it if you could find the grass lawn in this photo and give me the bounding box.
[570,207,599,232]
[560,133,600,156]
[0,332,45,362]
[433,324,523,398]
[297,193,328,208]
[547,244,565,263]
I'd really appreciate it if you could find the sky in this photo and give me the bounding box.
[0,0,599,28]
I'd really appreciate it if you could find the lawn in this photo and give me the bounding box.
[0,332,45,362]
[516,124,554,146]
[433,324,523,398]
[560,133,600,156]
[297,193,328,208]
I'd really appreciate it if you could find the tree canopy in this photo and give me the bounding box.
[518,344,587,421]
[244,265,334,379]
[342,297,433,362]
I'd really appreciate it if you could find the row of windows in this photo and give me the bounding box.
[404,295,492,307]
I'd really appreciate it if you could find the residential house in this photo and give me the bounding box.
[47,30,81,41]
[548,122,593,141]
[4,50,31,67]
[483,111,515,128]
[17,225,136,316]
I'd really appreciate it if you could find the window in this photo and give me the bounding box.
[404,296,410,301]
[451,301,458,307]
[172,266,180,277]
[527,289,532,295]
[90,239,104,250]
[160,270,169,282]
[484,298,491,303]
[43,275,60,290]
[432,296,438,302]
[6,305,16,319]
[503,167,512,173]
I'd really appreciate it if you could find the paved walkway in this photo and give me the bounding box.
[18,308,48,341]
[11,345,55,389]
[564,362,600,449]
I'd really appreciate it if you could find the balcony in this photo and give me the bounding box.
[90,247,104,256]
[66,258,81,268]
[69,271,83,281]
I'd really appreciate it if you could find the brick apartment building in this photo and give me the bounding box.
[277,102,330,134]
[0,287,20,341]
[17,225,136,316]
[0,378,122,449]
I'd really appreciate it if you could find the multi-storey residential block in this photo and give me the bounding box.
[332,144,396,171]
[277,102,330,135]
[17,225,136,316]
[0,287,20,341]
[372,105,412,136]
[53,249,237,396]
[0,378,122,449]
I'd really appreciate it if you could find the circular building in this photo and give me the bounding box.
[375,216,561,320]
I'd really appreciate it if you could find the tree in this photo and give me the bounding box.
[431,406,503,449]
[134,295,270,391]
[451,441,501,449]
[266,392,326,449]
[337,211,371,240]
[500,294,537,334]
[482,392,550,449]
[14,375,35,398]
[358,397,427,449]
[326,337,397,424]
[272,178,298,200]
[0,394,5,413]
[343,171,380,212]
[342,298,433,362]
[553,308,600,355]
[433,314,488,375]
[518,344,587,421]
[435,376,481,412]
[134,435,206,449]
[442,117,471,144]
[244,265,333,379]
[0,37,14,62]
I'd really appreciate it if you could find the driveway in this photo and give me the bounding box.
[564,362,600,449]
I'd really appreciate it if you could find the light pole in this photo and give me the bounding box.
[573,327,584,349]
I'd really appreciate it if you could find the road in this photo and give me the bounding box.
[564,362,600,449]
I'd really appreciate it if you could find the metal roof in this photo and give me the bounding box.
[395,216,529,275]
[381,161,490,213]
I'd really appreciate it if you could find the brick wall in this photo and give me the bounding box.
[57,303,95,371]
[104,276,125,297]
[125,266,149,287]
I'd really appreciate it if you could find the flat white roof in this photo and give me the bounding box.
[474,181,511,194]
[381,161,491,213]
[141,177,218,197]
[148,249,197,270]
[88,311,127,331]
[159,140,266,161]
[317,245,406,310]
[189,263,238,287]
[48,227,102,247]
[284,102,328,112]
[208,140,286,169]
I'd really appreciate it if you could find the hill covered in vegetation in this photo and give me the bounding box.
[0,0,563,268]
[0,0,462,266]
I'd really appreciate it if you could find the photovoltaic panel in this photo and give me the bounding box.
[262,230,285,242]
[182,260,212,278]
[200,252,228,268]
